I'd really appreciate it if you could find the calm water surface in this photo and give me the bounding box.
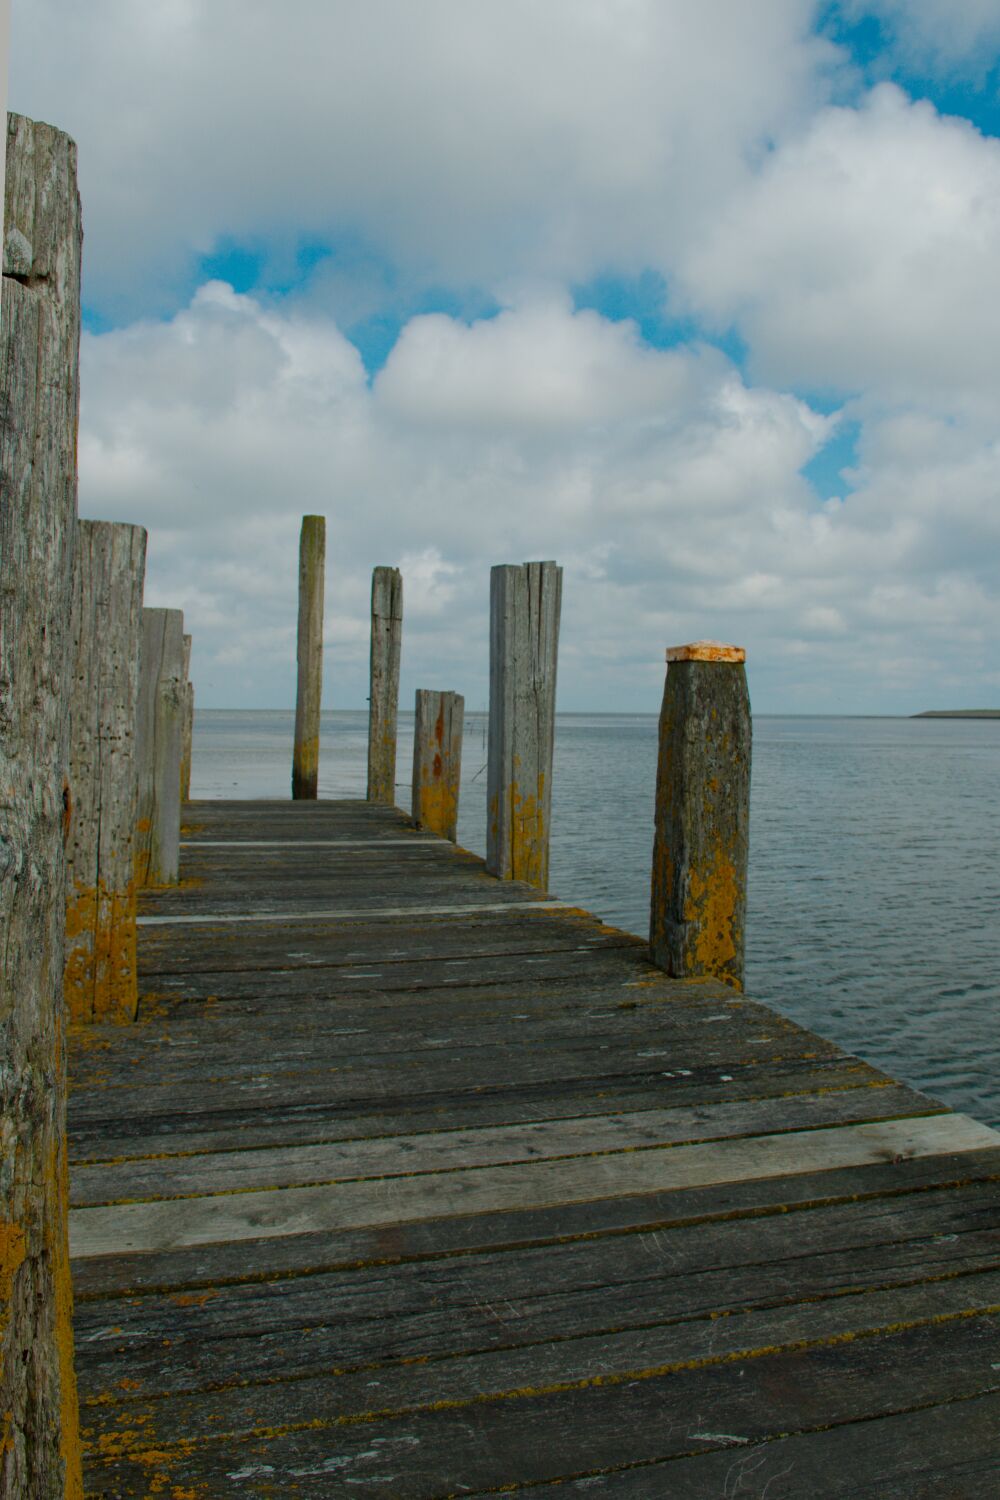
[192,711,1000,1127]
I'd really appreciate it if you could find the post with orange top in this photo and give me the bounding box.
[486,560,562,888]
[412,689,464,841]
[650,641,751,989]
[65,521,147,1024]
[367,566,403,803]
[292,514,325,799]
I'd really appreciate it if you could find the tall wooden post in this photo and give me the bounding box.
[65,521,146,1025]
[180,632,194,803]
[486,560,562,889]
[135,607,185,887]
[293,514,325,799]
[412,689,464,841]
[650,642,751,990]
[0,112,84,1498]
[367,566,403,803]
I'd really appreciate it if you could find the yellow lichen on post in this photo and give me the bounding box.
[412,690,464,841]
[650,646,751,989]
[64,879,139,1024]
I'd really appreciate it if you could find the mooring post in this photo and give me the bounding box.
[486,560,562,888]
[135,607,185,887]
[180,632,194,803]
[650,641,751,990]
[293,514,325,799]
[65,521,147,1025]
[412,689,464,841]
[0,111,84,1496]
[367,566,403,803]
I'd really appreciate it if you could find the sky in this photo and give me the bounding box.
[8,0,1000,713]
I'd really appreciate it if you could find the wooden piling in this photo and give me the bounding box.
[135,608,185,888]
[367,566,403,804]
[0,112,84,1497]
[65,521,146,1025]
[292,515,325,800]
[486,560,562,889]
[650,641,751,990]
[412,689,464,841]
[180,633,194,803]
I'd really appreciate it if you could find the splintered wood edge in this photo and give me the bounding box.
[666,641,746,664]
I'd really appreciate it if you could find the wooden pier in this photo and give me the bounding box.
[68,799,1000,1496]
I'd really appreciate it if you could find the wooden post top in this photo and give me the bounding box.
[666,641,746,664]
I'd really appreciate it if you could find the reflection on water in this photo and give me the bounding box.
[192,710,1000,1127]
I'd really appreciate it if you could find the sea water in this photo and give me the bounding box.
[191,710,1000,1128]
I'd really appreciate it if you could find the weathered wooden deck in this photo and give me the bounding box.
[68,800,1000,1496]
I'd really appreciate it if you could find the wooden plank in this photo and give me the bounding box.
[69,1086,937,1206]
[78,1315,1000,1495]
[411,688,463,840]
[136,898,573,924]
[292,514,325,798]
[1,108,84,1496]
[79,1268,1000,1452]
[68,1113,999,1257]
[67,1059,883,1169]
[367,565,402,803]
[487,559,561,888]
[521,1393,1000,1496]
[135,606,184,886]
[68,1146,1000,1301]
[65,520,146,1023]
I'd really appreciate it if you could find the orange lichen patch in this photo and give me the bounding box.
[45,1137,83,1499]
[169,1292,217,1309]
[509,772,548,890]
[293,733,320,784]
[64,878,138,1024]
[666,641,746,663]
[0,1222,28,1382]
[684,838,743,988]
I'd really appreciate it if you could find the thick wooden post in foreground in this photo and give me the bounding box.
[293,515,325,799]
[367,566,403,803]
[180,632,193,803]
[486,560,562,889]
[0,112,84,1498]
[135,608,185,887]
[650,641,751,990]
[65,521,146,1025]
[412,689,464,841]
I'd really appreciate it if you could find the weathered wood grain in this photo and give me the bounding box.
[292,514,325,798]
[65,520,146,1024]
[69,1113,997,1257]
[487,559,561,888]
[651,646,751,988]
[179,631,193,802]
[1,110,84,1499]
[411,688,463,839]
[135,606,184,887]
[367,565,402,803]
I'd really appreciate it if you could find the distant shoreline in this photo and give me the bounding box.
[912,709,1000,719]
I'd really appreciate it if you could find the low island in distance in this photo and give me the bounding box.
[911,709,1000,718]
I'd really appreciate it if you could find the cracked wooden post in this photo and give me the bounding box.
[180,632,194,803]
[135,607,185,887]
[0,111,84,1498]
[412,689,464,841]
[367,566,402,803]
[650,641,751,990]
[486,560,562,889]
[65,521,146,1025]
[293,515,325,799]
